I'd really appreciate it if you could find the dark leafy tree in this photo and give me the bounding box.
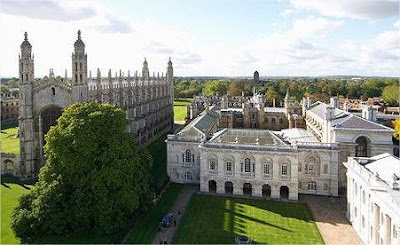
[12,102,152,240]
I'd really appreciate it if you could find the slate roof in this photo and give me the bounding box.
[276,128,319,143]
[209,128,287,146]
[179,107,219,137]
[364,153,400,186]
[307,101,393,131]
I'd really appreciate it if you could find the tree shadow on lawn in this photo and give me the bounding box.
[229,196,316,223]
[1,174,34,190]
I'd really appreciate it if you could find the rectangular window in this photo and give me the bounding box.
[264,164,270,174]
[281,165,288,176]
[245,163,251,173]
[362,216,365,228]
[323,164,328,174]
[226,162,232,172]
[210,161,216,171]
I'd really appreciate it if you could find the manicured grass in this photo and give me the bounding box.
[174,106,187,122]
[173,100,190,122]
[147,135,168,193]
[173,100,191,106]
[124,183,183,244]
[1,180,31,244]
[1,127,19,154]
[173,194,324,244]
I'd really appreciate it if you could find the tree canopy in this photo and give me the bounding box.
[12,102,152,240]
[382,85,399,105]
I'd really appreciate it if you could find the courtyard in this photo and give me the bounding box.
[172,194,324,244]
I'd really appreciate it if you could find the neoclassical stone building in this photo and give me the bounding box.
[344,153,400,245]
[18,31,174,179]
[167,95,394,200]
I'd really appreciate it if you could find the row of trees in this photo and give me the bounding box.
[174,77,399,105]
[12,103,153,240]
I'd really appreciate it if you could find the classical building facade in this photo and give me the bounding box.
[344,153,400,245]
[167,94,394,200]
[17,31,174,179]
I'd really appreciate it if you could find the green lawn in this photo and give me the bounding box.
[1,181,31,244]
[173,100,191,106]
[173,194,324,244]
[1,127,19,154]
[123,183,183,244]
[173,100,190,122]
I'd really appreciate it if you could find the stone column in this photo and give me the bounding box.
[217,180,225,194]
[253,183,262,198]
[233,182,243,196]
[271,185,280,199]
[289,183,298,200]
[38,114,43,162]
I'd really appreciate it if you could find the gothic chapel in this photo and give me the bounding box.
[18,30,174,179]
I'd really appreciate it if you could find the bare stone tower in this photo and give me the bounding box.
[18,32,35,177]
[253,70,259,83]
[72,30,88,103]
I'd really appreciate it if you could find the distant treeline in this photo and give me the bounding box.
[174,77,399,106]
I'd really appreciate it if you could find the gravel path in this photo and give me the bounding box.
[299,195,362,245]
[151,184,197,244]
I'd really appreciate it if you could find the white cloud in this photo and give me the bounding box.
[1,0,96,21]
[287,0,398,20]
[280,9,294,17]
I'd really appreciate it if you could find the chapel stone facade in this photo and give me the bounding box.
[18,31,174,179]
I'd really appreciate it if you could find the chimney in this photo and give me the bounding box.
[330,97,339,108]
[362,104,377,121]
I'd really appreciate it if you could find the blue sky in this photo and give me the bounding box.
[0,0,399,77]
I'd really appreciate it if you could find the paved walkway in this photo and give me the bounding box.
[299,195,362,245]
[151,184,197,244]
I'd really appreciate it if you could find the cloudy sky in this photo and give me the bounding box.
[0,0,399,77]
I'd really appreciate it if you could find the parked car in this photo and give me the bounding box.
[159,213,174,228]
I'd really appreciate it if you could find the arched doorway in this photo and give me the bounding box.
[262,184,271,198]
[355,136,370,157]
[225,181,233,195]
[209,180,217,193]
[37,105,63,174]
[280,186,289,199]
[243,183,252,196]
[41,106,63,137]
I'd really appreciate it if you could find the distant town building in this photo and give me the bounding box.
[344,153,400,245]
[1,92,19,123]
[253,71,259,83]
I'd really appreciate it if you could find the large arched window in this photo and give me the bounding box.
[355,136,370,157]
[185,150,192,162]
[305,156,320,176]
[244,158,251,172]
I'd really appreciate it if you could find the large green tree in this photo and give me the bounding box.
[203,80,229,96]
[12,103,152,240]
[382,85,399,105]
